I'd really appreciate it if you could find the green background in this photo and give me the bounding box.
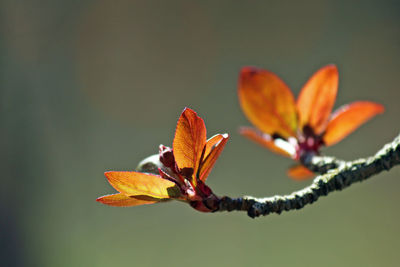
[2,1,400,266]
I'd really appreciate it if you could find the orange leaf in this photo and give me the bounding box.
[104,171,181,199]
[198,133,229,182]
[287,165,314,181]
[238,67,297,139]
[297,65,338,135]
[173,108,207,177]
[203,134,225,158]
[239,127,295,158]
[323,101,384,146]
[96,193,161,207]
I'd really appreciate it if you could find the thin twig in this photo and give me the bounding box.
[218,133,400,218]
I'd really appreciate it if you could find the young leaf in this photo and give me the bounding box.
[287,165,314,181]
[198,133,229,182]
[173,108,207,176]
[105,171,181,199]
[323,101,384,146]
[238,67,298,139]
[297,65,338,134]
[96,193,161,207]
[239,127,294,158]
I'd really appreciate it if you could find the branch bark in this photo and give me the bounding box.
[217,133,400,218]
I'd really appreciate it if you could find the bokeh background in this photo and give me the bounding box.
[2,1,400,266]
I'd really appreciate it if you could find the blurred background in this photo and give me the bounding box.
[2,0,400,266]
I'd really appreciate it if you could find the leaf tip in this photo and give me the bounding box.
[375,103,385,113]
[96,195,106,203]
[104,171,114,180]
[239,66,262,83]
[181,106,196,116]
[322,64,338,74]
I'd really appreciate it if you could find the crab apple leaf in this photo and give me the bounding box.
[297,64,338,135]
[96,193,161,207]
[323,101,385,146]
[198,133,229,182]
[104,171,181,199]
[238,67,298,139]
[173,108,207,177]
[287,165,314,181]
[239,127,294,158]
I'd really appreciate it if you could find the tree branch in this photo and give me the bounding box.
[217,133,400,218]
